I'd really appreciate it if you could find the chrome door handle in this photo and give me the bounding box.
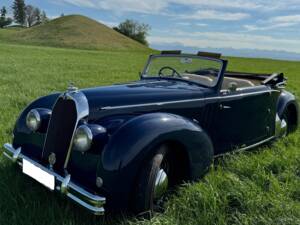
[219,104,231,110]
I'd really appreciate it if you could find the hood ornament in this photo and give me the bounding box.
[67,82,78,92]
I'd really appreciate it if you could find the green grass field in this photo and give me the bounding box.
[0,42,299,225]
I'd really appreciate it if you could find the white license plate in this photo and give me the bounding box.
[22,159,55,190]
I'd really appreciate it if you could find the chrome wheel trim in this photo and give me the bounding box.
[281,119,288,137]
[154,168,169,201]
[275,113,288,137]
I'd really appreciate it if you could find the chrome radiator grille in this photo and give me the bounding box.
[42,97,78,171]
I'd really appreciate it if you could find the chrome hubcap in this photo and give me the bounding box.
[281,119,288,137]
[154,168,168,200]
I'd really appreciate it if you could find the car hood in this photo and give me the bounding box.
[81,79,208,112]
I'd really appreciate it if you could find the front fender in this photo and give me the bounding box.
[12,93,60,159]
[98,113,213,209]
[13,93,60,135]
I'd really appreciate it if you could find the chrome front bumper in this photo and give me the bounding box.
[1,143,106,215]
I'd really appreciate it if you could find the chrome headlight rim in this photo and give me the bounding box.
[73,125,93,152]
[26,109,41,132]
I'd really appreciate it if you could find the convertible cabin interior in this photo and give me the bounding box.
[160,50,286,90]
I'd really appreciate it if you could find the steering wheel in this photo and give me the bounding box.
[158,66,182,78]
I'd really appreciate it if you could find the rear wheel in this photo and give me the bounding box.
[281,107,296,136]
[133,146,171,217]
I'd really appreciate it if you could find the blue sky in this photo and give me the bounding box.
[2,0,300,54]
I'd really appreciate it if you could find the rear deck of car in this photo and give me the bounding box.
[222,71,272,89]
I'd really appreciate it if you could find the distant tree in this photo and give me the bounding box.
[1,6,7,17]
[61,13,64,17]
[114,19,151,46]
[25,5,34,27]
[35,7,41,24]
[12,0,26,25]
[25,5,41,27]
[0,6,13,28]
[40,11,48,23]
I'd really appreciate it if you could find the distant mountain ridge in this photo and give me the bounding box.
[151,43,300,61]
[0,15,149,51]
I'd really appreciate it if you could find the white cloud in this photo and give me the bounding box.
[61,0,96,8]
[60,0,167,13]
[58,0,300,13]
[244,23,298,31]
[244,14,300,31]
[148,31,300,53]
[49,15,60,20]
[176,22,191,26]
[196,23,208,27]
[271,15,300,23]
[176,22,208,27]
[172,0,261,10]
[179,10,250,21]
[98,19,119,27]
[58,0,251,22]
[98,0,169,13]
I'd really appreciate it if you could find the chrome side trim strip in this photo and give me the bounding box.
[101,89,280,110]
[221,85,268,92]
[236,136,275,152]
[2,143,105,215]
[215,136,275,158]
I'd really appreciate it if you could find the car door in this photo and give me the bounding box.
[214,86,274,154]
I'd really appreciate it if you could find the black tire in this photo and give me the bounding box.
[133,146,170,217]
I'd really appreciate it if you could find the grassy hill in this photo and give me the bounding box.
[0,42,299,225]
[0,15,149,51]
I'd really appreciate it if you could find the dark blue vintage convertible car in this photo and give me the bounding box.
[2,51,299,216]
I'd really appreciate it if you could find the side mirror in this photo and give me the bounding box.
[228,82,238,92]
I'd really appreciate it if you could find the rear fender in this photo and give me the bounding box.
[277,90,299,119]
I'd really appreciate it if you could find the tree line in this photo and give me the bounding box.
[113,19,151,46]
[0,0,48,28]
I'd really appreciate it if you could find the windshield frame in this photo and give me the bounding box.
[141,54,225,88]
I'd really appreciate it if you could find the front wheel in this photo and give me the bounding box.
[133,146,171,216]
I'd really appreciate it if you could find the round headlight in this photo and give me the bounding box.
[73,125,93,152]
[26,109,41,132]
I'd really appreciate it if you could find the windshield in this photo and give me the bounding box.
[142,55,223,87]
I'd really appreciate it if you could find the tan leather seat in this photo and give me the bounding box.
[182,73,214,86]
[222,77,255,89]
[182,73,255,89]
